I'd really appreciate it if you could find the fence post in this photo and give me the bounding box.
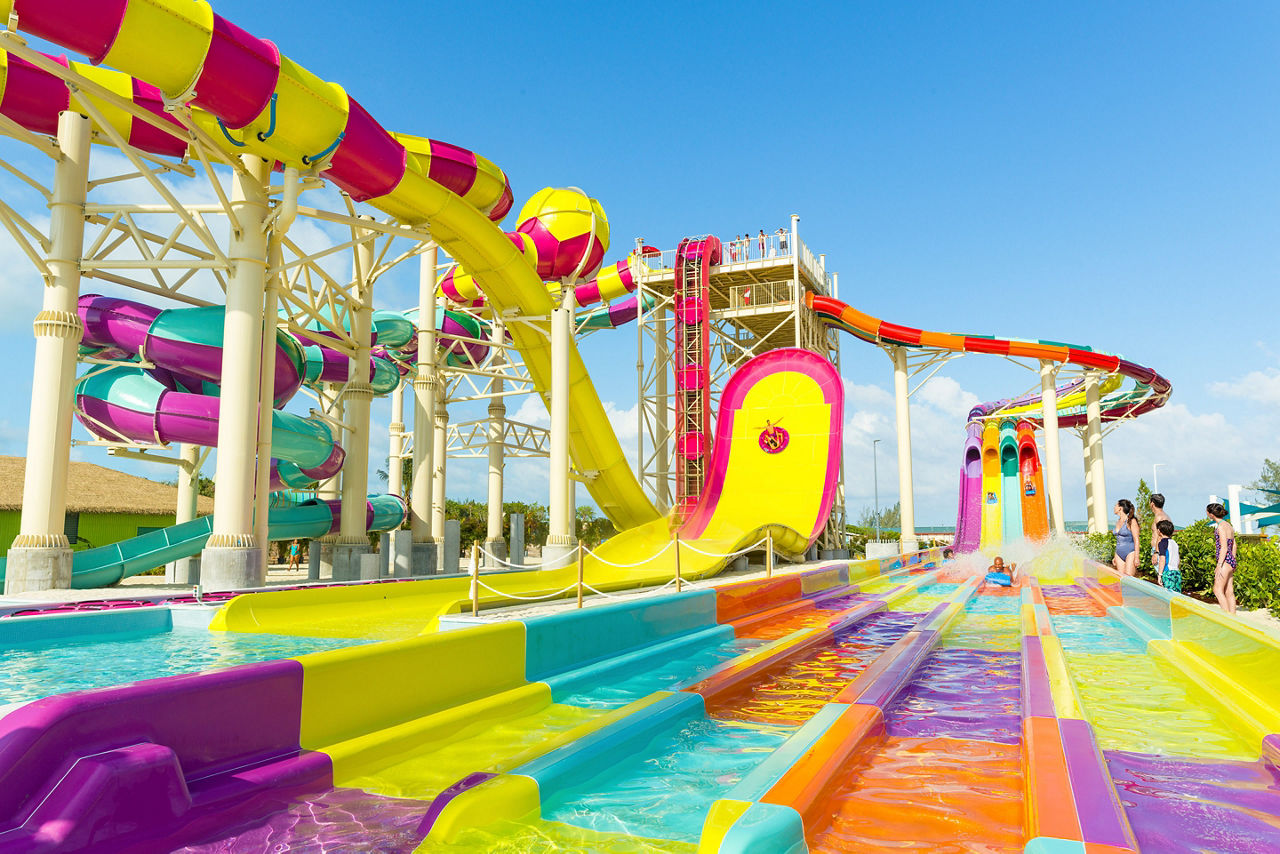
[470,541,479,617]
[674,534,682,592]
[577,539,585,608]
[766,530,774,578]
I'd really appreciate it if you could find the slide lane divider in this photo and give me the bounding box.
[1086,563,1280,757]
[417,559,945,849]
[1020,578,1138,853]
[696,576,982,852]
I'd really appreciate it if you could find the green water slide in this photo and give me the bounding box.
[0,496,407,589]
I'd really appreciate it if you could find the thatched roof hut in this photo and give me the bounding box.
[0,455,214,515]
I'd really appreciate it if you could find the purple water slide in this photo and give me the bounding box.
[80,294,304,405]
[955,421,984,552]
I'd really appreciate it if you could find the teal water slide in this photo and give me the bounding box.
[0,495,407,589]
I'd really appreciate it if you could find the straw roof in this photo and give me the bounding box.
[0,455,214,515]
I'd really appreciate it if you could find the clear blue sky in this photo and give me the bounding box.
[0,1,1276,528]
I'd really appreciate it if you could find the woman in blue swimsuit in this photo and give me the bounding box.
[1207,503,1237,614]
[1112,499,1140,576]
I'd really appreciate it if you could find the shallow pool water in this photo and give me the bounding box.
[561,637,763,709]
[1050,614,1146,654]
[0,625,367,704]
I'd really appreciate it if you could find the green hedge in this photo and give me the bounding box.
[1075,522,1279,617]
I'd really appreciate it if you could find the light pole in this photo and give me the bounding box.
[1153,463,1166,493]
[872,439,882,542]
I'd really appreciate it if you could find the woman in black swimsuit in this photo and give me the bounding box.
[1207,503,1237,614]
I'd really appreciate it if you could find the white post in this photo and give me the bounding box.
[7,112,91,593]
[201,155,271,592]
[1228,484,1243,533]
[312,387,343,578]
[388,383,404,497]
[411,246,438,574]
[334,221,375,579]
[545,286,575,567]
[1084,370,1108,533]
[167,443,202,583]
[1039,360,1066,536]
[252,240,282,576]
[484,321,507,567]
[891,347,918,552]
[431,396,448,540]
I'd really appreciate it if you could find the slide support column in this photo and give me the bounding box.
[411,246,438,574]
[252,238,283,577]
[7,111,91,594]
[892,346,918,552]
[166,443,202,583]
[201,156,270,592]
[1038,360,1067,536]
[484,321,507,567]
[545,286,575,568]
[334,220,376,579]
[1084,370,1108,533]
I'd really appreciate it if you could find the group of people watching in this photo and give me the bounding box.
[726,228,789,262]
[1113,493,1237,613]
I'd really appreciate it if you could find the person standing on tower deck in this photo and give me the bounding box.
[1207,502,1237,614]
[758,229,766,257]
[730,235,740,262]
[777,227,788,255]
[1112,499,1140,576]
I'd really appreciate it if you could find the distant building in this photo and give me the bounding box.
[0,455,213,557]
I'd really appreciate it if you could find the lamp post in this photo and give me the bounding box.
[873,439,882,543]
[1153,463,1166,493]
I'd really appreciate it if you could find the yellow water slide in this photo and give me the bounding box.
[213,348,843,637]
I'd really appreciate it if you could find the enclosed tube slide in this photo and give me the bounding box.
[0,0,654,529]
[998,419,1023,545]
[0,494,407,589]
[980,421,1002,548]
[955,422,983,552]
[806,293,1171,427]
[1017,419,1049,542]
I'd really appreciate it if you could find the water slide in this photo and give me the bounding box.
[954,422,982,552]
[0,5,657,531]
[998,420,1023,544]
[211,347,843,637]
[0,494,406,589]
[980,421,1003,547]
[1017,420,1049,541]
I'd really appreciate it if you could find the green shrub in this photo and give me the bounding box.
[1235,539,1280,615]
[1079,531,1115,564]
[1173,520,1216,595]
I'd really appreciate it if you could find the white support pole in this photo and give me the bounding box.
[484,321,507,566]
[1084,370,1108,533]
[545,286,575,567]
[1038,360,1066,536]
[653,300,670,511]
[6,111,91,594]
[201,155,270,592]
[388,382,405,497]
[431,396,448,541]
[334,220,376,578]
[1228,484,1243,533]
[891,347,918,552]
[252,240,282,576]
[167,443,202,583]
[312,388,342,578]
[411,246,438,574]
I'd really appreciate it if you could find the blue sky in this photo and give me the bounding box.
[0,1,1276,529]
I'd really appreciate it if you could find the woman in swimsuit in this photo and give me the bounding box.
[1207,503,1237,614]
[1112,499,1140,576]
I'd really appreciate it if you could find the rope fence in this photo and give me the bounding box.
[464,531,780,616]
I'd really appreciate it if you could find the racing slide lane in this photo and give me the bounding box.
[211,348,844,638]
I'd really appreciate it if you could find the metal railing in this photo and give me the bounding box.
[727,280,796,310]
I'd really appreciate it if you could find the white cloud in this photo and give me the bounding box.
[1209,368,1280,407]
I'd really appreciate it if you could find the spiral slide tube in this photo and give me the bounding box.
[806,293,1171,427]
[0,0,654,530]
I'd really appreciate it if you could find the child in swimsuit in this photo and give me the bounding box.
[984,556,1016,587]
[1155,520,1181,593]
[1207,503,1237,613]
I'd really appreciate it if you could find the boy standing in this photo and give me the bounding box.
[1155,520,1181,592]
